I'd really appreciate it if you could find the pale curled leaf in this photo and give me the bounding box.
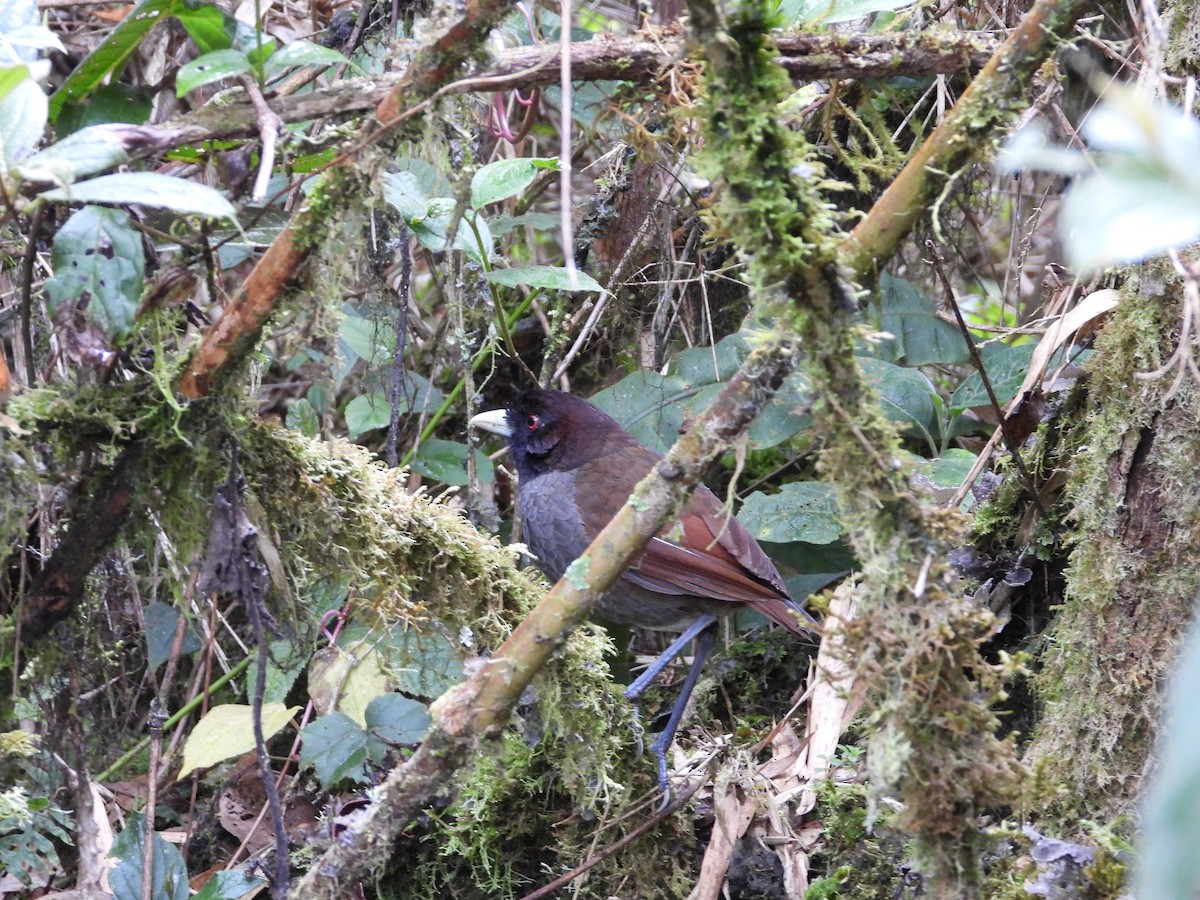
[40,172,237,221]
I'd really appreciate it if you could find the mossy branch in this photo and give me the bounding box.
[841,0,1096,276]
[289,341,798,897]
[178,0,521,400]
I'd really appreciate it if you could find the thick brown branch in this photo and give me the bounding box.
[288,342,797,898]
[32,32,996,171]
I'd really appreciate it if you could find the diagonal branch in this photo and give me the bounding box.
[841,0,1096,276]
[288,340,798,897]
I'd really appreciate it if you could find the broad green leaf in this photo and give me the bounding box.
[18,124,132,184]
[286,397,319,437]
[172,3,233,54]
[389,629,465,699]
[470,156,559,209]
[299,712,369,788]
[49,0,185,120]
[0,77,47,167]
[394,195,492,263]
[488,212,562,235]
[44,206,144,340]
[178,703,299,778]
[380,170,429,221]
[485,265,603,292]
[344,381,444,437]
[56,84,153,134]
[344,393,391,437]
[411,439,494,486]
[192,871,268,900]
[307,641,392,727]
[916,449,977,490]
[740,482,843,545]
[41,172,237,221]
[265,40,352,74]
[364,694,431,755]
[175,48,252,96]
[245,639,307,704]
[875,273,971,366]
[245,38,276,73]
[109,813,189,900]
[338,310,393,363]
[859,357,938,442]
[950,344,1036,412]
[144,602,201,669]
[590,370,688,453]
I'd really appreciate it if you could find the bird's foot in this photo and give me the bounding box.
[651,732,672,812]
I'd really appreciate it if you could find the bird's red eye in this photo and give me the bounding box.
[526,414,540,430]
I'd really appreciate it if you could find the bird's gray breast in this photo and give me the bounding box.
[518,469,591,583]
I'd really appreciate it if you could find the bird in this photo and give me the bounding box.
[469,388,818,804]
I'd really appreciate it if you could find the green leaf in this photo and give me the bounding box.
[344,393,390,437]
[44,206,144,340]
[299,712,369,788]
[109,813,190,900]
[192,871,268,900]
[144,602,201,669]
[389,629,465,699]
[411,439,494,486]
[172,3,234,54]
[950,344,1036,412]
[380,170,430,220]
[244,639,307,704]
[0,77,47,167]
[175,48,252,96]
[485,265,603,292]
[18,124,132,184]
[49,0,185,120]
[245,38,276,73]
[364,693,431,758]
[286,397,319,437]
[56,84,153,133]
[590,370,687,453]
[307,640,392,727]
[916,449,977,490]
[41,172,237,221]
[178,703,299,778]
[859,357,938,442]
[344,380,444,437]
[470,156,559,209]
[265,40,352,74]
[740,482,843,545]
[488,212,562,235]
[875,273,971,366]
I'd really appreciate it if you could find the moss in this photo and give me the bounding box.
[1025,267,1200,824]
[805,781,907,898]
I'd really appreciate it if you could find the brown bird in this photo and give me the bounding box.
[470,389,817,802]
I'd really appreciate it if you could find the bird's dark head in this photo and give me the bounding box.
[470,389,633,477]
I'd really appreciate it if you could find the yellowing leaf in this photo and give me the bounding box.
[308,641,392,727]
[178,703,299,779]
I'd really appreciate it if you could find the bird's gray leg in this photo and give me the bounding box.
[624,614,719,703]
[648,625,716,811]
[623,614,719,761]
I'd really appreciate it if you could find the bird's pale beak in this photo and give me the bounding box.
[469,409,512,438]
